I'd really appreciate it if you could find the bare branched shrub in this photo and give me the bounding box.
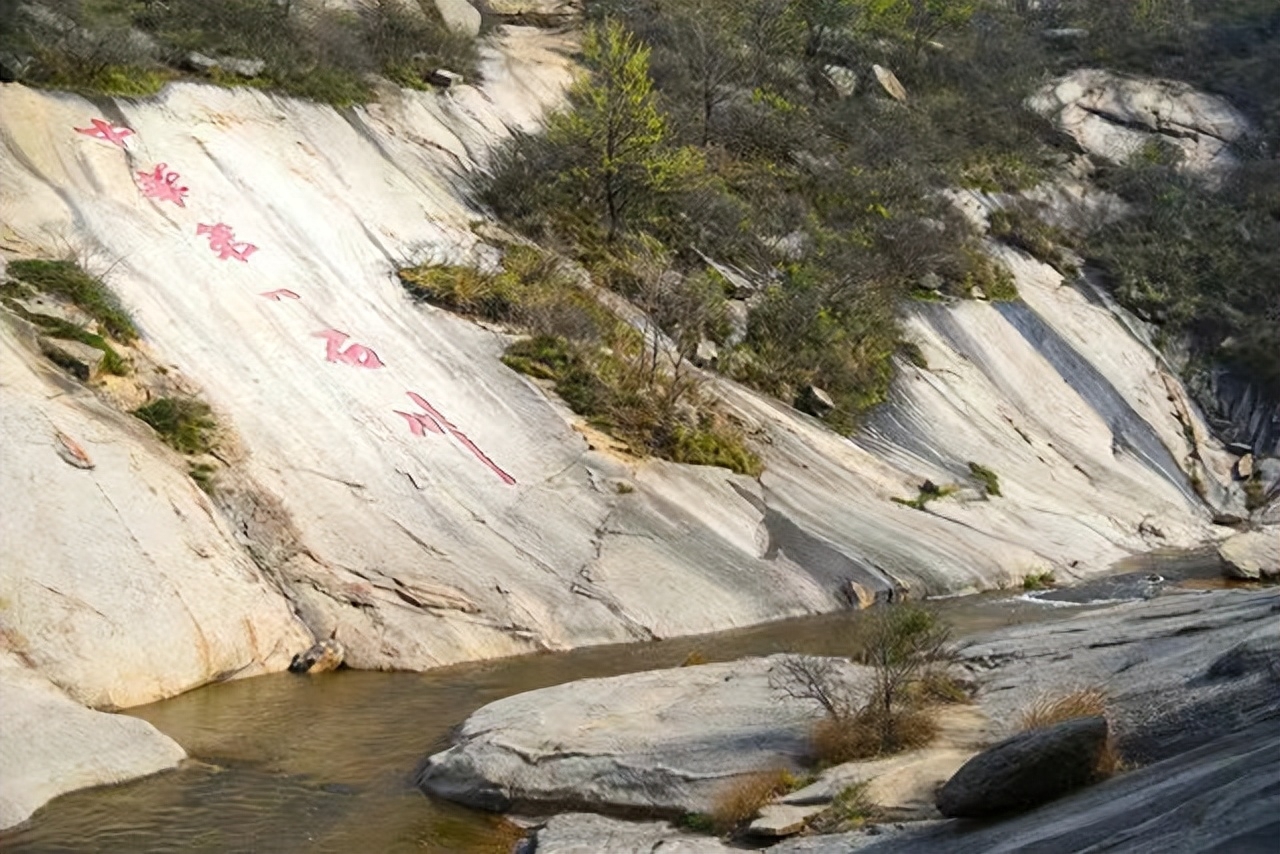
[775,605,955,765]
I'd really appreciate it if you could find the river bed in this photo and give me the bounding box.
[1,550,1226,852]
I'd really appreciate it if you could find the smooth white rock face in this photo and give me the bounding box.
[0,653,186,830]
[534,813,733,854]
[0,43,1229,681]
[0,324,312,711]
[1028,69,1250,175]
[1217,528,1280,579]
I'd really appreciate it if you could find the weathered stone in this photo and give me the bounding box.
[533,813,732,853]
[39,335,104,381]
[969,285,987,300]
[1042,28,1088,41]
[749,803,827,837]
[797,385,835,418]
[1218,529,1280,580]
[289,637,345,674]
[418,656,868,815]
[1027,69,1250,176]
[873,65,907,102]
[936,716,1108,817]
[1236,452,1254,480]
[773,717,1280,854]
[0,654,186,830]
[823,65,857,99]
[484,0,581,25]
[957,589,1280,763]
[427,68,465,88]
[693,339,719,368]
[0,51,32,82]
[182,52,264,78]
[434,0,482,37]
[219,56,265,78]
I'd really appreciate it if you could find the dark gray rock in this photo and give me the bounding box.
[775,716,1280,854]
[427,68,465,88]
[39,336,105,382]
[935,716,1107,818]
[797,385,835,418]
[957,589,1280,765]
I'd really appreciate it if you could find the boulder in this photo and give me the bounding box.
[775,717,1280,854]
[484,0,581,25]
[0,655,186,830]
[434,0,482,37]
[427,68,465,88]
[288,637,345,674]
[1236,453,1253,480]
[749,803,827,837]
[417,656,868,815]
[935,716,1108,817]
[957,588,1280,764]
[39,335,105,381]
[872,65,907,103]
[823,65,857,99]
[797,385,835,418]
[1218,529,1280,580]
[182,52,264,78]
[1027,69,1250,176]
[533,813,732,853]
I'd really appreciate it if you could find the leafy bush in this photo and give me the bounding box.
[7,260,137,341]
[968,462,1001,497]
[2,0,478,104]
[132,397,217,455]
[1022,570,1056,591]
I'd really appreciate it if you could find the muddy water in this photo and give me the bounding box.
[1,553,1225,853]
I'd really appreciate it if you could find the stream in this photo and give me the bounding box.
[1,550,1226,853]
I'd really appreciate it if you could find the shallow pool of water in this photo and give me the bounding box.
[1,551,1225,852]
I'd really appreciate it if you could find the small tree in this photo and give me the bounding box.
[548,20,700,241]
[854,605,952,750]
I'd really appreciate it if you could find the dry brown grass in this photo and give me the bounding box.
[709,768,794,833]
[1019,687,1107,729]
[1018,687,1122,778]
[811,707,938,766]
[915,668,973,704]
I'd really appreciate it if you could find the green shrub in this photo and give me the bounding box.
[1022,570,1056,591]
[892,480,956,510]
[968,462,1001,497]
[7,260,137,341]
[132,397,217,455]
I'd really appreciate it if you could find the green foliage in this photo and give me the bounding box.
[1086,158,1280,397]
[967,461,1001,496]
[8,260,137,341]
[1022,570,1056,591]
[188,462,218,495]
[132,397,217,455]
[808,782,878,834]
[2,291,131,377]
[988,205,1076,275]
[892,480,955,510]
[546,20,703,240]
[679,812,716,833]
[2,0,477,105]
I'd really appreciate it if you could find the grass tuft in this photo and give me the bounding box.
[708,768,794,833]
[1022,570,1056,591]
[132,397,217,455]
[7,260,138,341]
[968,461,1001,496]
[1018,687,1121,778]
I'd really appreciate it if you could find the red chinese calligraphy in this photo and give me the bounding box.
[260,289,301,301]
[397,391,516,485]
[137,163,189,207]
[197,223,258,262]
[75,118,134,148]
[313,328,385,368]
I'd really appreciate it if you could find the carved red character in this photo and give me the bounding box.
[260,289,301,301]
[197,223,258,262]
[137,163,189,207]
[75,118,133,148]
[313,328,385,369]
[397,391,516,485]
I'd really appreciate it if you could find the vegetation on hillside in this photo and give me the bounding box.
[480,0,1279,430]
[0,0,477,103]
